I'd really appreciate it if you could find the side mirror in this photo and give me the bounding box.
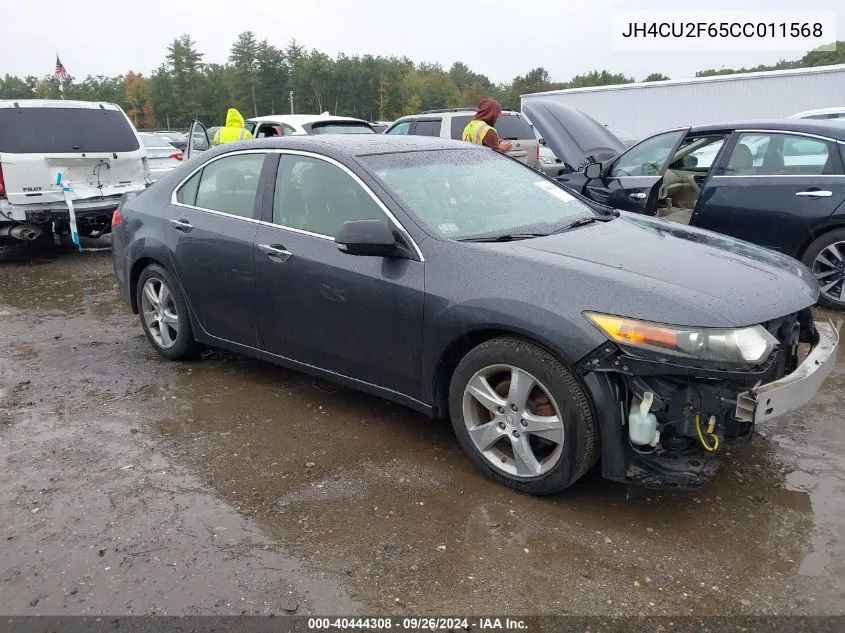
[584,162,602,180]
[336,219,397,257]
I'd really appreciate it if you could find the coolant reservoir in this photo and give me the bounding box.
[629,392,659,446]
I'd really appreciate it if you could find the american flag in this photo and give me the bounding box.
[55,55,69,81]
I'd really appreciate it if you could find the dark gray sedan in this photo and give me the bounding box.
[111,135,838,495]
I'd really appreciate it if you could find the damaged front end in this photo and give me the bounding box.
[577,308,838,491]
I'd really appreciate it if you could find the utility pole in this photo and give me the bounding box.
[289,90,294,114]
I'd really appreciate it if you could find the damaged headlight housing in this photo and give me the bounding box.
[585,312,779,364]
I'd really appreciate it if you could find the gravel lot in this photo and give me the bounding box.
[1,243,844,616]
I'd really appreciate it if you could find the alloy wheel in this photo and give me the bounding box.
[140,277,180,349]
[813,241,845,304]
[462,364,565,478]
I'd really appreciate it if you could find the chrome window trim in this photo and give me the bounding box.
[170,148,425,262]
[713,129,845,178]
[733,128,845,145]
[712,174,845,179]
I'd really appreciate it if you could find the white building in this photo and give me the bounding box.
[521,64,845,140]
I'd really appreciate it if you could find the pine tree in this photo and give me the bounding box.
[229,31,259,116]
[142,99,158,129]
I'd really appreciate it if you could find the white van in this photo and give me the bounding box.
[0,99,150,243]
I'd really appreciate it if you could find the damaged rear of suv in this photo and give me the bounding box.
[0,99,149,245]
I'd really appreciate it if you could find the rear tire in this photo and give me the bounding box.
[448,336,599,495]
[136,264,199,360]
[801,229,845,309]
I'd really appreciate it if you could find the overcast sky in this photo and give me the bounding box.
[2,0,842,84]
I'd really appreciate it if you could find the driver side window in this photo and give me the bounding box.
[610,130,686,177]
[272,155,386,237]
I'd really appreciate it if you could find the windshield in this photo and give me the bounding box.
[308,122,375,135]
[360,149,595,240]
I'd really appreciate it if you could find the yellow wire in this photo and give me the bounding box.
[695,414,720,452]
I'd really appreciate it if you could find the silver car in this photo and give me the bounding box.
[138,133,183,182]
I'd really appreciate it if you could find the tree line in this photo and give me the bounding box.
[0,36,842,130]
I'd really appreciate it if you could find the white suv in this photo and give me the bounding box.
[0,99,149,244]
[385,108,541,171]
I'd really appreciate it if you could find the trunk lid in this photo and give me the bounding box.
[1,153,147,205]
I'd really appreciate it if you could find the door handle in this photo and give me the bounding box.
[258,243,292,262]
[629,192,647,200]
[170,218,193,232]
[795,190,833,198]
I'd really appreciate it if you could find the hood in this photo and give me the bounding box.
[522,99,626,170]
[474,98,502,127]
[225,108,246,128]
[495,213,818,327]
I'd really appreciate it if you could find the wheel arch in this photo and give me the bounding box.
[793,217,845,260]
[129,256,170,314]
[430,326,578,420]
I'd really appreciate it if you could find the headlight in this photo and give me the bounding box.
[539,156,557,165]
[585,312,779,364]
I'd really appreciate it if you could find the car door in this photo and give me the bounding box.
[253,152,425,397]
[185,121,211,160]
[694,131,845,255]
[584,129,689,212]
[168,150,272,346]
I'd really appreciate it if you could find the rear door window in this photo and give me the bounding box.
[412,119,442,137]
[0,107,140,153]
[730,133,835,176]
[449,114,534,141]
[189,153,266,218]
[256,124,282,138]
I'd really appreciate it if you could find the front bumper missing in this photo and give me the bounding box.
[735,319,839,424]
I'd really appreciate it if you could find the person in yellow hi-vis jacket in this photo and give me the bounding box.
[212,108,254,145]
[462,98,512,154]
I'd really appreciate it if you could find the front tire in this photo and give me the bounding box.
[136,264,199,360]
[801,229,845,309]
[448,336,599,495]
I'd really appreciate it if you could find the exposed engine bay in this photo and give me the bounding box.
[577,308,832,490]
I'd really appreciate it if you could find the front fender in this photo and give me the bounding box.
[420,296,606,407]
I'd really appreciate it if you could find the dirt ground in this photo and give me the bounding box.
[1,243,844,616]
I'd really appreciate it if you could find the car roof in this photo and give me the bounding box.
[789,107,845,117]
[196,134,471,161]
[688,119,845,140]
[247,114,370,125]
[395,109,520,121]
[0,99,123,111]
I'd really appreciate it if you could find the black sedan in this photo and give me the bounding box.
[111,135,838,495]
[525,102,845,309]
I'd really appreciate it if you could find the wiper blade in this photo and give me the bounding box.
[551,216,611,234]
[459,233,548,242]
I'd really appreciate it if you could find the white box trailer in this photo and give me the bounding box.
[521,64,845,140]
